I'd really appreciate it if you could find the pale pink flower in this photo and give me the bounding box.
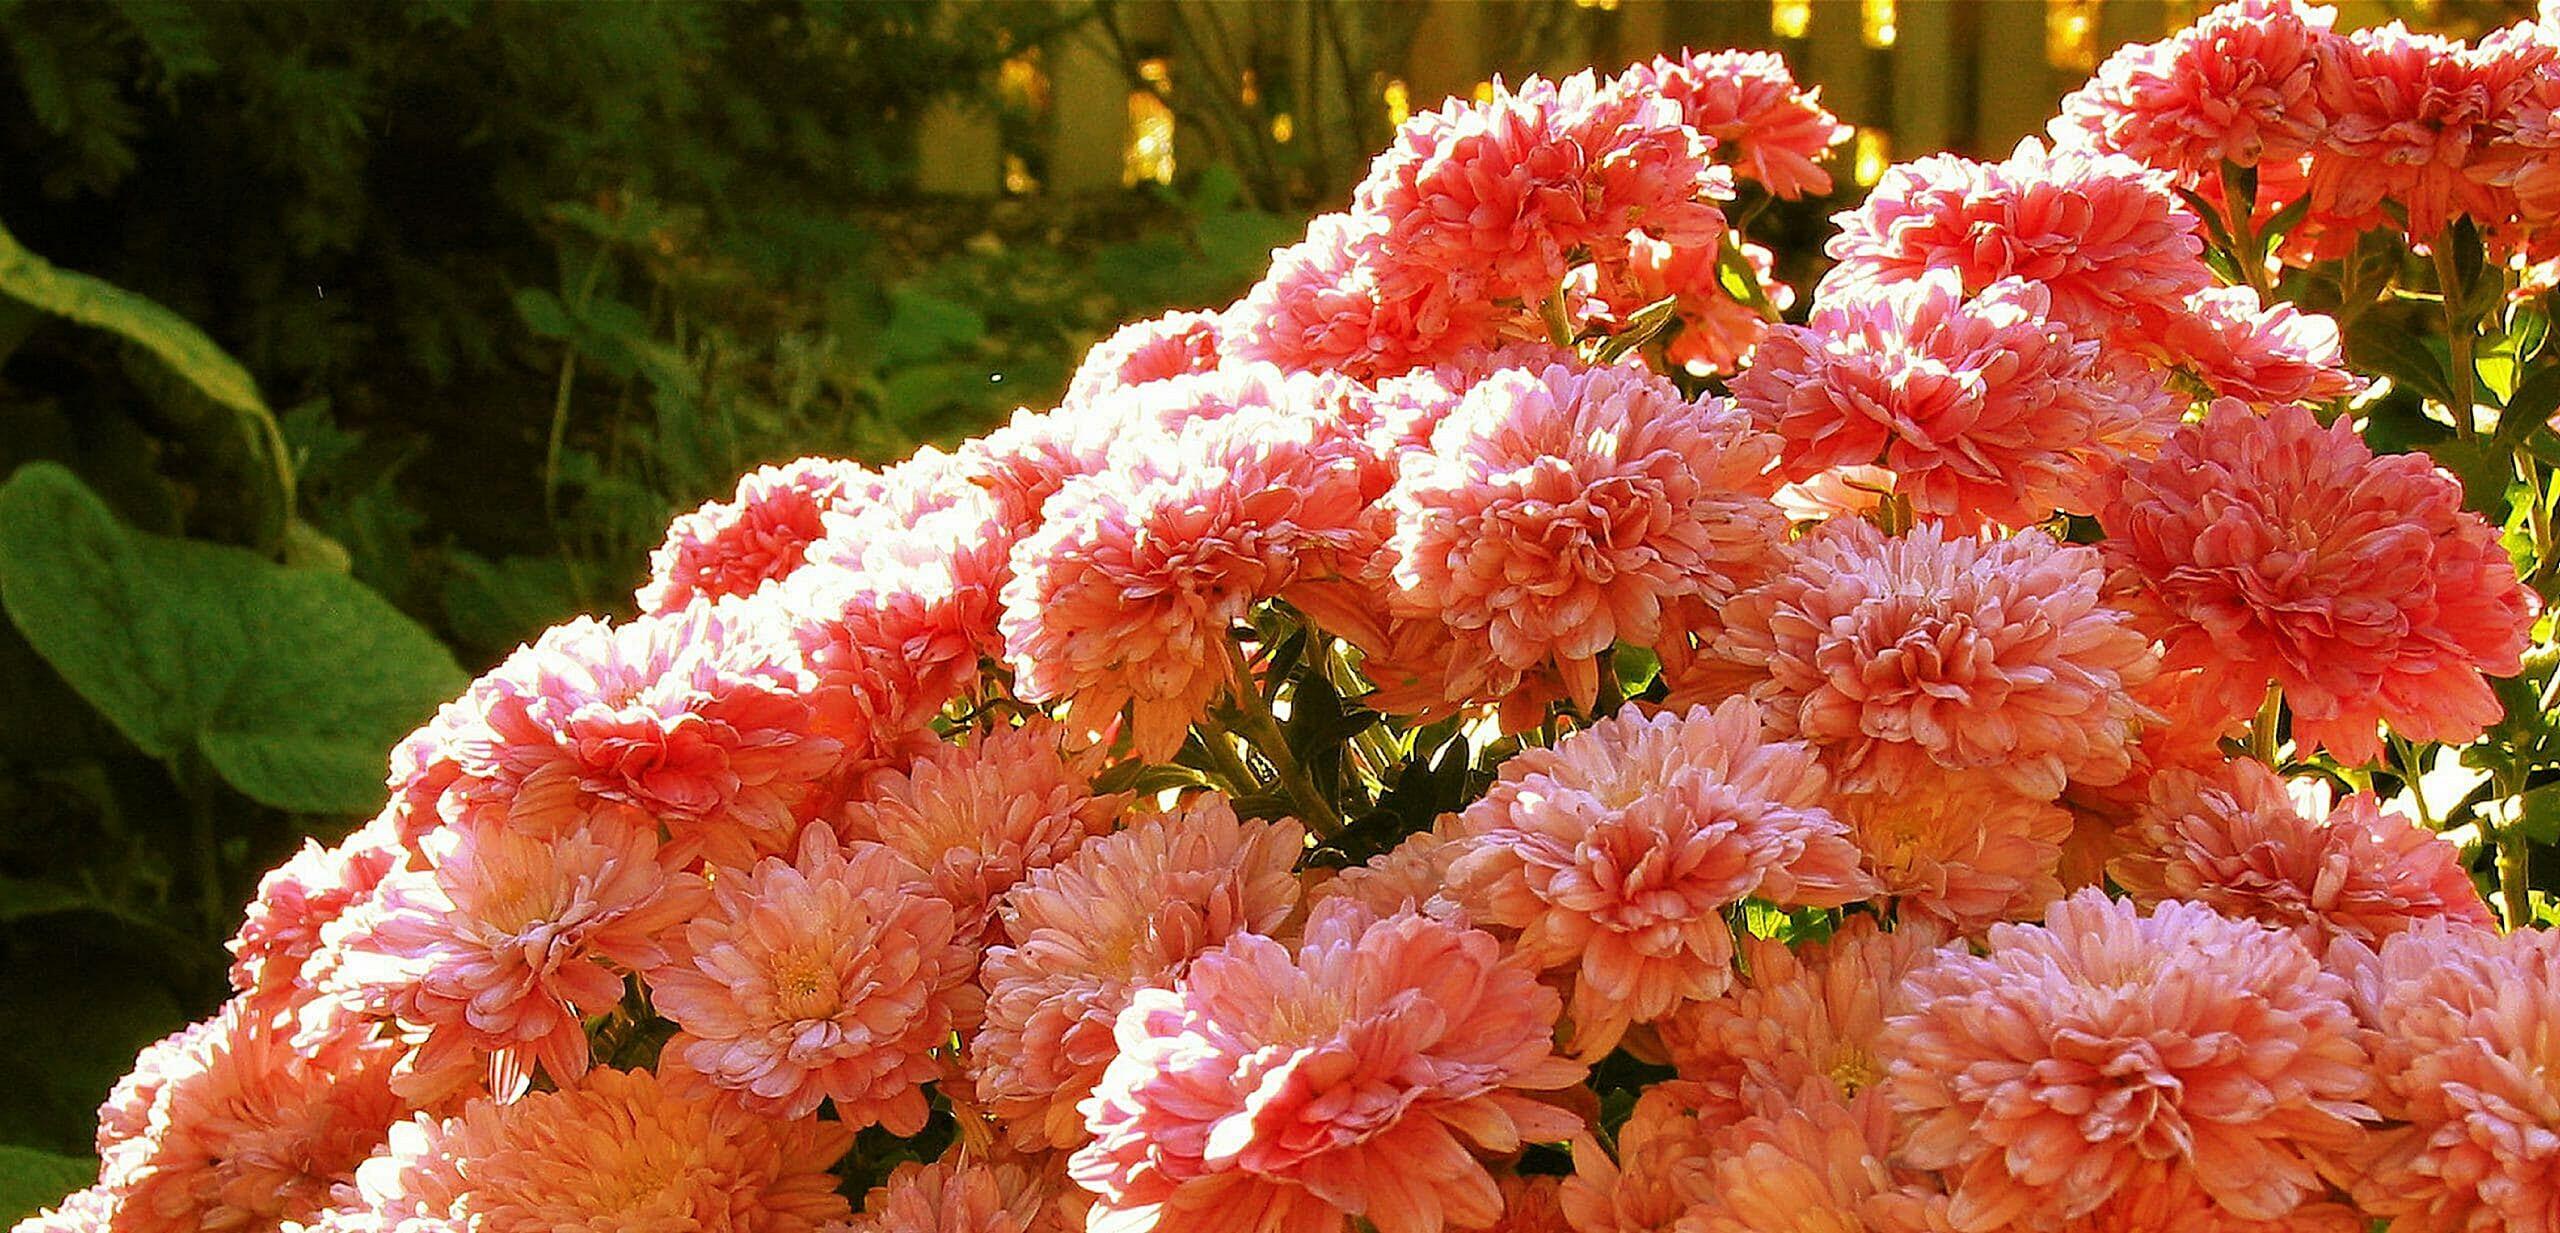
[1355,342,1585,456]
[325,814,703,1086]
[1626,49,1851,199]
[836,720,1129,945]
[1071,902,1587,1233]
[1734,272,2179,527]
[2310,22,2554,238]
[955,404,1120,530]
[1716,520,2159,800]
[427,607,845,867]
[1353,72,1729,310]
[1223,212,1498,380]
[1382,361,1787,709]
[2149,286,2361,407]
[1819,144,2212,341]
[2097,399,2537,765]
[1065,310,1225,408]
[228,810,403,1003]
[639,457,876,614]
[1655,918,1943,1118]
[302,1066,851,1232]
[837,1155,1073,1233]
[99,998,406,1233]
[648,824,978,1129]
[2338,922,2560,1232]
[2049,0,2337,183]
[97,1017,224,1159]
[1886,891,2375,1231]
[1311,821,1467,922]
[2116,762,2490,949]
[1448,700,1873,1056]
[10,1186,113,1233]
[973,797,1305,1151]
[1832,771,2073,932]
[1000,404,1371,759]
[805,447,1015,666]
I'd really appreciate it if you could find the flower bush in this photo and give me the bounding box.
[27,4,2560,1230]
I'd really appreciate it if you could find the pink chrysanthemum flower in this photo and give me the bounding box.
[1886,891,2375,1231]
[1683,1087,1956,1233]
[1382,361,1787,709]
[2309,22,2554,238]
[1626,49,1851,199]
[10,1186,113,1233]
[1559,1079,1727,1233]
[805,447,1015,665]
[1655,918,1943,1120]
[1000,404,1371,759]
[1448,699,1873,1056]
[1830,774,2073,932]
[838,1155,1074,1233]
[956,403,1122,529]
[1353,72,1729,310]
[1485,1175,1572,1233]
[648,824,978,1129]
[325,814,703,1085]
[1734,272,2178,527]
[301,1066,852,1233]
[1569,234,1791,379]
[1223,212,1499,380]
[973,796,1305,1151]
[1819,143,2212,340]
[2096,399,2536,765]
[97,1018,224,1160]
[1064,310,1225,409]
[98,998,406,1233]
[836,720,1129,945]
[2338,922,2560,1232]
[2116,761,2490,949]
[1071,901,1587,1233]
[428,607,845,867]
[2476,50,2560,231]
[2049,0,2336,183]
[638,456,876,614]
[1311,821,1468,923]
[228,809,403,1004]
[2150,286,2360,407]
[2053,1162,2368,1233]
[1715,519,2159,800]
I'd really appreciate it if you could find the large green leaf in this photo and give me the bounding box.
[0,1145,93,1226]
[0,463,465,813]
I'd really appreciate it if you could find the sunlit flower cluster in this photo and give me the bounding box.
[35,13,2558,1233]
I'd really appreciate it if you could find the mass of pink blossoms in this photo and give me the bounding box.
[29,8,2560,1233]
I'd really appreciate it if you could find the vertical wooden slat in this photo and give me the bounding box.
[1805,0,1878,127]
[1047,28,1130,193]
[1971,1,2052,154]
[914,98,1003,196]
[1890,0,1959,157]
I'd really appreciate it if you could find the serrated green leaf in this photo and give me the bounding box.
[0,463,465,813]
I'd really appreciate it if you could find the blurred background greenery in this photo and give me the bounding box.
[0,0,2530,1201]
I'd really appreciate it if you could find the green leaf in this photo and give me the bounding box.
[0,1145,93,1225]
[879,287,986,366]
[2419,438,2515,519]
[0,463,465,813]
[2347,326,2456,408]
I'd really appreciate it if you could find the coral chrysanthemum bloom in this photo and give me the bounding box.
[1830,773,2073,932]
[2096,400,2536,765]
[2337,922,2560,1232]
[836,720,1129,945]
[1885,891,2374,1231]
[1558,1079,1726,1233]
[648,824,979,1129]
[1071,902,1587,1233]
[1733,272,2178,527]
[838,1154,1074,1233]
[1819,144,2211,341]
[429,607,847,867]
[2049,0,2336,183]
[1382,361,1788,709]
[325,814,702,1085]
[1655,918,1942,1120]
[1626,49,1852,200]
[973,797,1305,1151]
[1000,404,1372,759]
[639,456,877,614]
[2308,22,2554,238]
[300,1066,852,1232]
[1682,1088,1956,1233]
[228,809,402,1004]
[1064,310,1225,409]
[1716,519,2158,800]
[1448,699,1873,1056]
[97,999,406,1233]
[1223,212,1498,381]
[2150,286,2360,407]
[2114,761,2490,948]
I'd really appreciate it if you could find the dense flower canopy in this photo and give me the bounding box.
[34,10,2560,1233]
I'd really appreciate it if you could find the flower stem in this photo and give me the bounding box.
[2433,237,2478,440]
[1221,638,1346,837]
[2247,683,2284,767]
[2495,761,2534,929]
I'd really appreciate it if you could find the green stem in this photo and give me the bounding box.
[1193,717,1264,800]
[2434,237,2479,440]
[1716,233,1784,324]
[2495,762,2534,929]
[2217,162,2275,299]
[1590,646,1625,719]
[1221,639,1346,837]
